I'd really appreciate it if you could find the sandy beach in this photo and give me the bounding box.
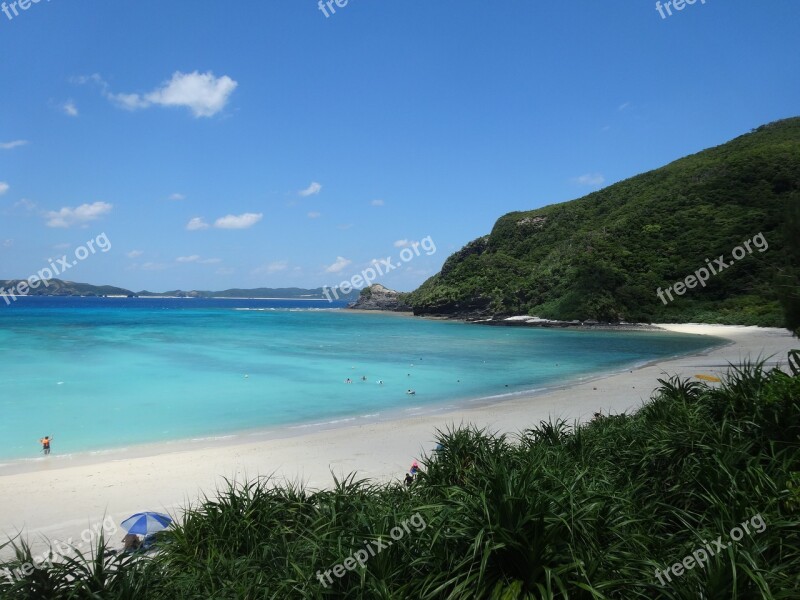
[1,324,796,559]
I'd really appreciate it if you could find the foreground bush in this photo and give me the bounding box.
[2,352,799,599]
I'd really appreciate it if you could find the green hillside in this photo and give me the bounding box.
[0,279,134,298]
[407,118,800,326]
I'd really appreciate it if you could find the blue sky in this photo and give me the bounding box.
[0,1,798,293]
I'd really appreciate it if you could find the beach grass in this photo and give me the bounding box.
[2,352,798,598]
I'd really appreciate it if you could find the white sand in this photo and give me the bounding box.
[1,324,796,558]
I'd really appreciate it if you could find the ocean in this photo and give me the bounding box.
[0,297,721,461]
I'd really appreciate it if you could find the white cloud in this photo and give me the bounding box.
[140,261,168,271]
[126,250,144,258]
[0,182,9,196]
[53,242,71,250]
[325,256,352,274]
[44,201,112,228]
[299,182,322,197]
[108,71,238,118]
[214,213,263,229]
[168,193,186,201]
[62,101,79,117]
[307,211,322,219]
[186,217,210,231]
[72,74,105,87]
[14,198,37,212]
[337,223,354,230]
[111,93,149,111]
[618,102,631,111]
[573,173,605,186]
[254,260,288,275]
[0,140,28,150]
[3,239,12,248]
[394,239,412,248]
[176,255,220,265]
[371,199,384,207]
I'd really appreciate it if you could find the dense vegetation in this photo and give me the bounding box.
[406,118,800,327]
[3,352,798,599]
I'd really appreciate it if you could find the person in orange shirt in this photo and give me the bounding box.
[39,435,53,455]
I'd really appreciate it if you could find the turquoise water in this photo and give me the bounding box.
[0,298,721,460]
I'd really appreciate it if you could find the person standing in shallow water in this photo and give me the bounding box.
[39,435,53,455]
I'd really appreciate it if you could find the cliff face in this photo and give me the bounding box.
[348,284,412,312]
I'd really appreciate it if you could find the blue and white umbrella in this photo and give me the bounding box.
[120,512,173,536]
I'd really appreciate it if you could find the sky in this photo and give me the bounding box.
[0,0,798,293]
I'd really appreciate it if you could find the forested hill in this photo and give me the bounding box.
[406,118,800,327]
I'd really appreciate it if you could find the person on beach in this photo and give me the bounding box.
[39,436,53,455]
[122,533,141,553]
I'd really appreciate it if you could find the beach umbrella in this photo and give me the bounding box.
[120,512,173,536]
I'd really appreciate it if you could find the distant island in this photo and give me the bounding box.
[0,279,134,298]
[136,287,360,301]
[0,279,360,302]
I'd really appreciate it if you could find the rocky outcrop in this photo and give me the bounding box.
[411,295,494,320]
[348,284,412,312]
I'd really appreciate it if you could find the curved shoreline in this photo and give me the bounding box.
[0,324,796,558]
[0,329,724,476]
